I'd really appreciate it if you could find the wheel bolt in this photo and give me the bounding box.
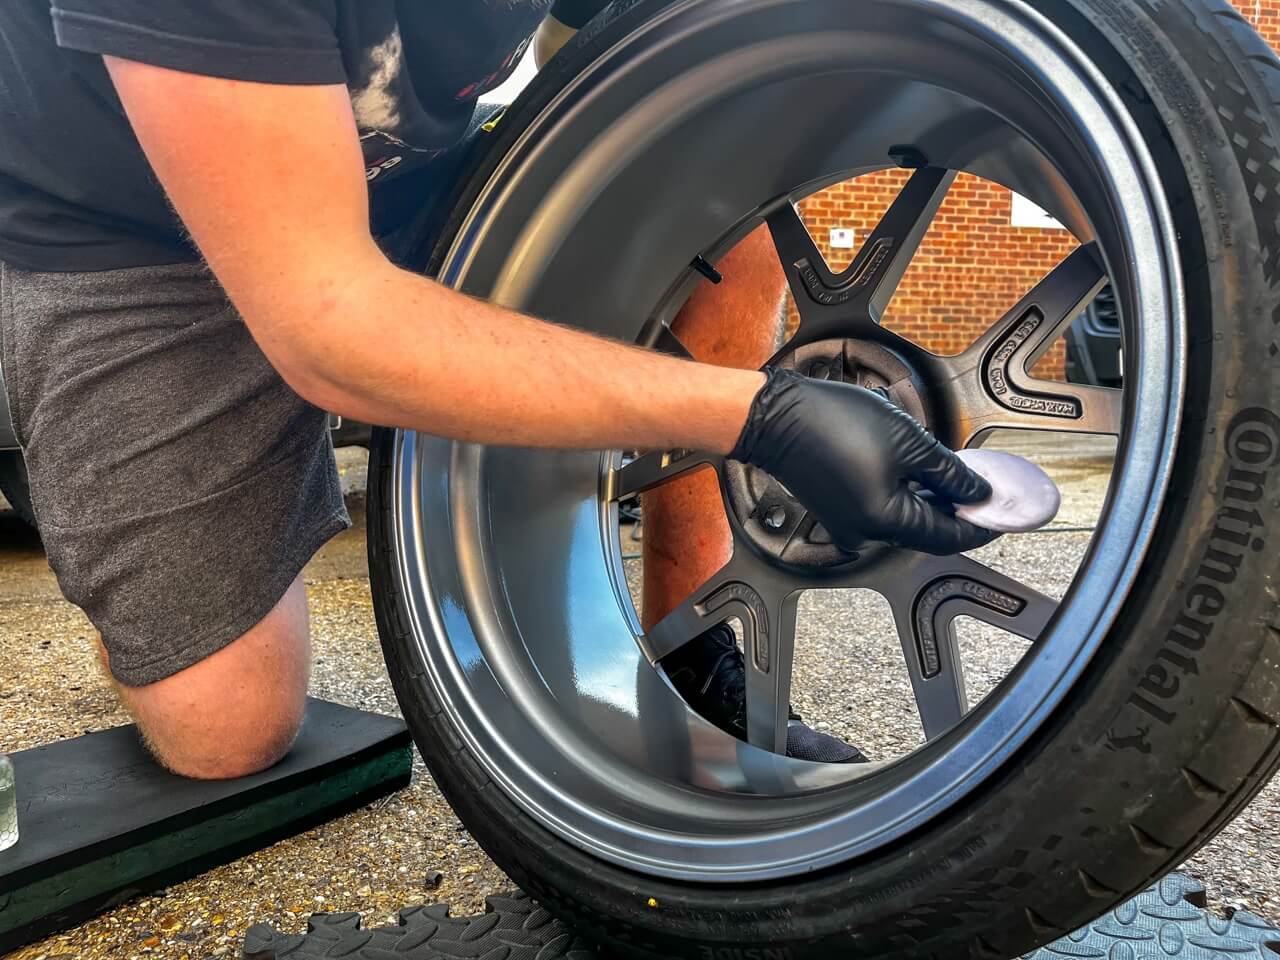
[763,505,787,530]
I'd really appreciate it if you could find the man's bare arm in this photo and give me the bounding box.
[105,59,763,453]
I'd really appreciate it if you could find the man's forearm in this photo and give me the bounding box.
[280,259,765,454]
[100,61,760,454]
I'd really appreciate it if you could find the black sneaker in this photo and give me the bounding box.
[662,623,869,763]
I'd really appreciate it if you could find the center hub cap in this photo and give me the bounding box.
[724,337,929,567]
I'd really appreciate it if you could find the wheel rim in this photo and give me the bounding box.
[388,0,1185,881]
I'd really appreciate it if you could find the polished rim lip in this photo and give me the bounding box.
[388,0,1187,881]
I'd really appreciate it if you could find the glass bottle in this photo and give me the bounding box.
[0,754,17,852]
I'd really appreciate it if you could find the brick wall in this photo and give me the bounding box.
[798,172,1078,375]
[794,1,1280,378]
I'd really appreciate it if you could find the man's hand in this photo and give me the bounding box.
[732,369,995,555]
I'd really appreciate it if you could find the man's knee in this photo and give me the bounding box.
[113,576,312,780]
[143,685,306,780]
[148,706,303,781]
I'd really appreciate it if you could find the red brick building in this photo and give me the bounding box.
[796,3,1280,376]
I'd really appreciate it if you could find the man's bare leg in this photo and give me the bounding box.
[99,574,312,780]
[642,225,787,628]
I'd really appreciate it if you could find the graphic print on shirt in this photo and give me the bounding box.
[0,0,601,270]
[352,25,408,130]
[351,23,444,183]
[350,3,550,185]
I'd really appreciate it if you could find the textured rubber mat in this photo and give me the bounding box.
[243,895,600,959]
[1024,873,1280,960]
[242,872,1280,959]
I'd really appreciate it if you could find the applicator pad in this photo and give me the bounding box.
[953,449,1061,533]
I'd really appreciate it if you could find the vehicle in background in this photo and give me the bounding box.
[1065,284,1122,388]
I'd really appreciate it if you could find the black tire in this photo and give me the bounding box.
[0,451,37,528]
[369,1,1280,957]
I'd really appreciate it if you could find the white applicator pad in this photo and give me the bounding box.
[953,449,1061,533]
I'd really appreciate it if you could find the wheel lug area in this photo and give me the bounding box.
[725,336,931,569]
[807,358,834,380]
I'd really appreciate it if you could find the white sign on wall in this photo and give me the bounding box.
[1010,193,1066,230]
[829,227,856,249]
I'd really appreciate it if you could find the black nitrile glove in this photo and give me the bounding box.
[731,368,996,555]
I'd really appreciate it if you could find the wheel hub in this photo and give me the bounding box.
[724,337,929,567]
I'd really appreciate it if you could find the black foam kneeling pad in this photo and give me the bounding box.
[0,698,411,953]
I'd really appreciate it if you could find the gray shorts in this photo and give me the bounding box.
[0,259,349,686]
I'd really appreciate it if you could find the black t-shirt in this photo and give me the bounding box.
[0,0,606,272]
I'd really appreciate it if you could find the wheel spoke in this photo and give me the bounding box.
[921,553,1058,642]
[641,552,753,663]
[858,166,957,323]
[644,552,803,754]
[608,449,721,501]
[892,600,969,741]
[966,243,1107,361]
[941,243,1119,445]
[764,167,955,345]
[993,381,1123,437]
[763,200,828,309]
[743,591,798,753]
[867,550,1058,739]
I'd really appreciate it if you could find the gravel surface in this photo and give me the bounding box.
[2,438,1277,960]
[2,452,509,960]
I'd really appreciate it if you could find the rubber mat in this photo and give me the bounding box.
[244,895,600,960]
[241,872,1280,960]
[0,698,411,954]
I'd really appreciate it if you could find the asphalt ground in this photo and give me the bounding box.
[1,437,1277,960]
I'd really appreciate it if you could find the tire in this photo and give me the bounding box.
[0,451,37,528]
[368,1,1280,957]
